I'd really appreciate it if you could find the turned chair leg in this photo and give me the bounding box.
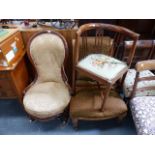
[72,118,78,129]
[72,69,77,95]
[117,112,127,123]
[60,106,70,126]
[29,117,35,122]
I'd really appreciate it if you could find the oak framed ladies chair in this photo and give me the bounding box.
[23,31,71,121]
[70,23,139,128]
[130,60,155,134]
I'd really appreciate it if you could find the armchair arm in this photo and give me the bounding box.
[131,60,155,98]
[136,60,155,72]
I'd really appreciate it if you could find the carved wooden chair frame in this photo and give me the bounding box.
[72,23,139,101]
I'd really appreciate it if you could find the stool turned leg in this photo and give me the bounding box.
[29,117,35,123]
[72,118,78,129]
[62,106,70,125]
[117,112,127,123]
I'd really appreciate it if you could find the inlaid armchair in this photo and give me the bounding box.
[72,23,139,94]
[23,31,71,121]
[130,60,155,134]
[70,23,139,128]
[123,40,155,98]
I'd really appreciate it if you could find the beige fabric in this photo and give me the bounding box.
[70,89,127,119]
[30,33,65,83]
[23,33,71,119]
[23,82,70,119]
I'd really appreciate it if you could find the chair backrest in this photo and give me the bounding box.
[74,23,139,68]
[124,40,155,67]
[27,31,68,83]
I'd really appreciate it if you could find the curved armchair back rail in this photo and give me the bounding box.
[136,60,155,72]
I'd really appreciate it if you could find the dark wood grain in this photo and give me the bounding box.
[0,31,29,103]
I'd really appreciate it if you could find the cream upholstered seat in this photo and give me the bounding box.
[23,31,71,120]
[24,82,70,119]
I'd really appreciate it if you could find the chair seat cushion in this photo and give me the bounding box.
[77,54,127,83]
[123,69,155,98]
[23,82,70,119]
[130,96,155,135]
[70,89,127,119]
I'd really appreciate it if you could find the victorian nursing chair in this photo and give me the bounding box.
[70,23,139,128]
[23,31,71,120]
[129,60,155,135]
[123,40,155,99]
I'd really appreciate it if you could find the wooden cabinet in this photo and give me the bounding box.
[0,29,29,103]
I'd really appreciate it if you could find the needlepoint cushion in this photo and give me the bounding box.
[77,54,127,83]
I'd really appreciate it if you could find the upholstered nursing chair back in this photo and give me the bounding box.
[28,31,68,83]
